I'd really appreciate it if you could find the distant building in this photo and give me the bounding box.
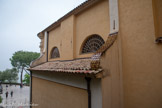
[29,0,162,108]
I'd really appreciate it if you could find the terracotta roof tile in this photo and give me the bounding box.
[29,58,102,74]
[30,33,118,75]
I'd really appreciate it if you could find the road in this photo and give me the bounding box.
[0,84,30,108]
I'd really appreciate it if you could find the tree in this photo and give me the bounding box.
[23,73,30,85]
[0,96,2,103]
[0,68,18,83]
[0,71,5,82]
[10,51,40,85]
[4,68,18,83]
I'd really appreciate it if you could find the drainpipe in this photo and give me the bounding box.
[43,31,49,62]
[46,32,49,62]
[30,71,32,108]
[43,31,47,53]
[109,0,119,34]
[85,77,91,108]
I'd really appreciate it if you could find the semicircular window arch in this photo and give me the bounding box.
[81,34,105,54]
[51,47,60,58]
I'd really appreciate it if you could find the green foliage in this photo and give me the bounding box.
[10,51,40,69]
[0,96,2,103]
[0,71,5,82]
[23,73,30,85]
[0,68,18,83]
[10,51,40,84]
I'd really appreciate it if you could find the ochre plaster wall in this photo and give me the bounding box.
[48,26,61,60]
[47,0,110,61]
[152,0,162,38]
[32,77,88,108]
[75,0,109,58]
[101,40,121,108]
[48,16,74,61]
[119,0,162,108]
[32,0,162,108]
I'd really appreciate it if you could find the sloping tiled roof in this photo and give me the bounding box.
[29,58,102,74]
[30,32,118,75]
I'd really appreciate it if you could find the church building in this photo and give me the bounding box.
[29,0,162,108]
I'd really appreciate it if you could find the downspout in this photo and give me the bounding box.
[43,31,47,53]
[109,0,119,34]
[109,1,124,108]
[30,71,32,108]
[46,32,49,62]
[85,77,91,108]
[43,31,49,62]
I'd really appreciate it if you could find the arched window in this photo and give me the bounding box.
[51,47,60,58]
[81,35,105,54]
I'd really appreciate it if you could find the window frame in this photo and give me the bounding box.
[80,34,105,54]
[50,47,60,59]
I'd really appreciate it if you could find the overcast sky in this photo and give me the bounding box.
[0,0,86,71]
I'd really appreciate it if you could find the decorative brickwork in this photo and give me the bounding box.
[90,32,118,70]
[95,32,118,55]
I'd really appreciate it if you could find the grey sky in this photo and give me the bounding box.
[0,0,86,71]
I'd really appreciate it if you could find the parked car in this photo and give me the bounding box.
[0,85,3,94]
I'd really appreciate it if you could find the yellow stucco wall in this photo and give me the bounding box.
[100,0,162,108]
[75,0,109,58]
[101,40,121,108]
[118,0,162,108]
[48,16,75,61]
[32,77,88,108]
[48,26,61,61]
[152,0,162,38]
[47,0,109,61]
[32,0,162,108]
